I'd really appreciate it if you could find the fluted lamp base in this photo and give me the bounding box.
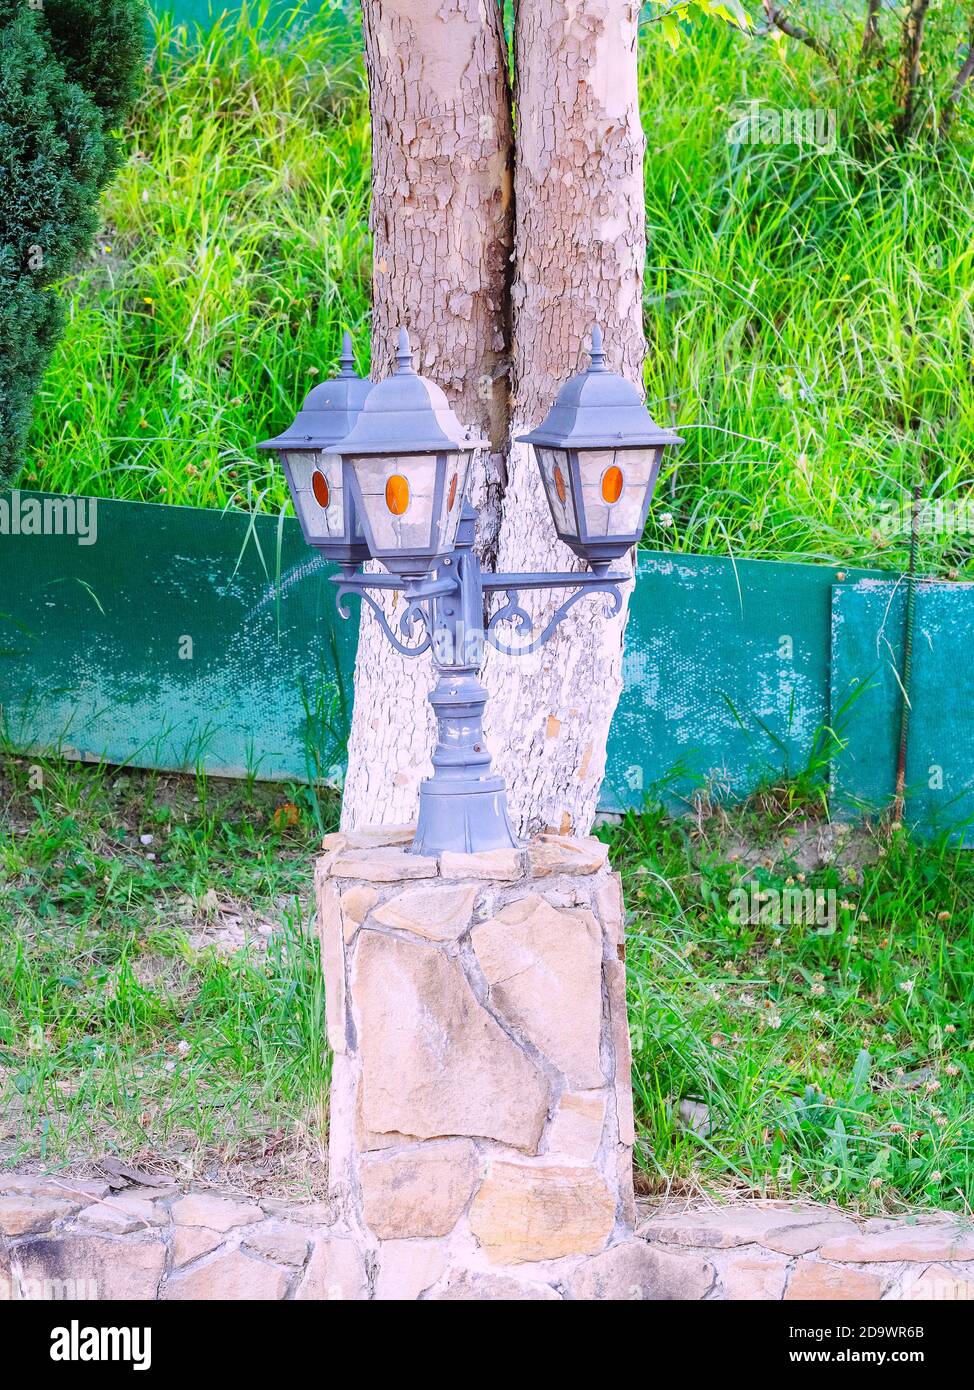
[413,777,519,857]
[408,666,520,857]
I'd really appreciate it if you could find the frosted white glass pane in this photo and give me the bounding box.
[435,453,469,550]
[350,454,437,553]
[576,448,657,538]
[284,451,346,542]
[536,447,578,537]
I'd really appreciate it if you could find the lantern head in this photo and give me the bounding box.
[517,326,683,568]
[323,328,486,579]
[258,331,372,567]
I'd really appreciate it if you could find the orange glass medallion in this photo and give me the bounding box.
[601,464,623,504]
[553,463,567,505]
[311,471,330,508]
[385,474,410,515]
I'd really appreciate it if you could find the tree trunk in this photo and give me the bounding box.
[481,0,647,837]
[341,0,513,830]
[343,0,647,841]
[940,6,974,135]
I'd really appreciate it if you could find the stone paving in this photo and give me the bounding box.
[636,1200,974,1301]
[3,1173,973,1299]
[0,1174,349,1301]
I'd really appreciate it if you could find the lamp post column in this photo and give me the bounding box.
[412,502,519,855]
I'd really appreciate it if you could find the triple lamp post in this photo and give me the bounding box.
[259,327,682,856]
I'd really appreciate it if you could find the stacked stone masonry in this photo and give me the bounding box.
[318,828,638,1295]
[312,828,974,1299]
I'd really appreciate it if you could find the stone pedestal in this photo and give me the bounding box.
[315,827,638,1299]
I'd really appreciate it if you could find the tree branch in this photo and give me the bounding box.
[895,0,932,137]
[861,0,882,59]
[762,1,839,71]
[940,7,974,135]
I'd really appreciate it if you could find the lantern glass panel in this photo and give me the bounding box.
[348,453,441,556]
[434,451,470,553]
[283,450,348,545]
[576,447,661,539]
[536,446,579,539]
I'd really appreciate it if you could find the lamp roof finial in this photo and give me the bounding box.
[395,326,414,374]
[338,330,356,377]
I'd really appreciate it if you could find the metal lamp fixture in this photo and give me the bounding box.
[257,331,372,567]
[518,326,683,569]
[264,325,683,855]
[324,328,487,580]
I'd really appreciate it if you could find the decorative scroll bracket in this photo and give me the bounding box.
[482,573,627,657]
[334,577,434,658]
[333,568,628,662]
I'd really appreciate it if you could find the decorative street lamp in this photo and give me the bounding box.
[323,328,485,579]
[257,331,373,567]
[269,325,682,855]
[518,326,682,569]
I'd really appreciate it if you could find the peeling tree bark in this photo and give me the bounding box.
[481,0,647,837]
[341,0,513,830]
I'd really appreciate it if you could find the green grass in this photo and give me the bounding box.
[638,24,974,576]
[607,793,974,1212]
[0,753,336,1193]
[21,2,371,515]
[19,4,974,580]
